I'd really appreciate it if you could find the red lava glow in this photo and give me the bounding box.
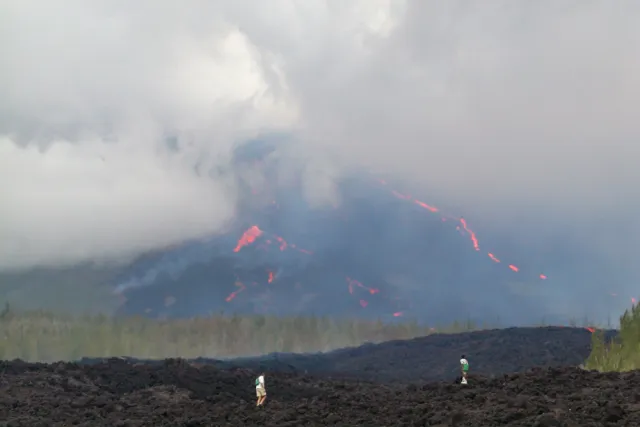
[459,218,480,251]
[225,281,246,302]
[234,225,312,256]
[346,277,380,296]
[379,179,636,312]
[383,183,551,281]
[414,200,439,213]
[233,226,263,252]
[222,177,638,320]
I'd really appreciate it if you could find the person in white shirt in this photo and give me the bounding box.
[255,373,266,406]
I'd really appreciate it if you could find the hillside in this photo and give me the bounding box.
[77,326,616,383]
[1,139,629,328]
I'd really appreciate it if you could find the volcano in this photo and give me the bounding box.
[110,138,560,326]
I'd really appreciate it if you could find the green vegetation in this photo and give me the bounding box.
[0,302,626,367]
[585,303,640,372]
[0,305,505,362]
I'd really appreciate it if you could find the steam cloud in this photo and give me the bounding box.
[1,1,639,318]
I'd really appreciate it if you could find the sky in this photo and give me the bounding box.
[1,0,639,296]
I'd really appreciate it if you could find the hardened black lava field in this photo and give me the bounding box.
[1,327,638,427]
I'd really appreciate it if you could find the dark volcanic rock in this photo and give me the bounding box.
[1,326,628,425]
[79,326,617,383]
[0,359,639,426]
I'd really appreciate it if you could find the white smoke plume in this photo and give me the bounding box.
[1,0,639,289]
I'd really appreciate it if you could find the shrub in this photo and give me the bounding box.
[0,308,495,362]
[0,305,604,364]
[585,302,640,371]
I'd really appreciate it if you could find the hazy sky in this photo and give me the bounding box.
[1,0,639,275]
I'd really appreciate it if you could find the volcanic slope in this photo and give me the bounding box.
[209,326,618,383]
[78,326,616,384]
[113,163,564,325]
[2,356,639,426]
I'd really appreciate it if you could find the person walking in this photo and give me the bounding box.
[460,355,469,384]
[255,372,267,406]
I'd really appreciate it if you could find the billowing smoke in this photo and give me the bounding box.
[1,1,639,324]
[106,139,632,325]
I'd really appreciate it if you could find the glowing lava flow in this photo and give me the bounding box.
[226,226,318,303]
[459,218,480,251]
[222,177,638,323]
[264,236,313,255]
[227,225,405,315]
[346,277,380,296]
[345,276,407,316]
[233,225,263,252]
[380,179,639,314]
[225,281,246,302]
[234,225,313,256]
[381,182,548,281]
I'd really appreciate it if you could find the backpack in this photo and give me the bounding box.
[255,377,260,386]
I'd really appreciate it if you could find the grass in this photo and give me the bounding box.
[585,302,640,372]
[0,303,604,363]
[4,267,634,368]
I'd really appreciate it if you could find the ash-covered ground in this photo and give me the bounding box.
[2,326,636,427]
